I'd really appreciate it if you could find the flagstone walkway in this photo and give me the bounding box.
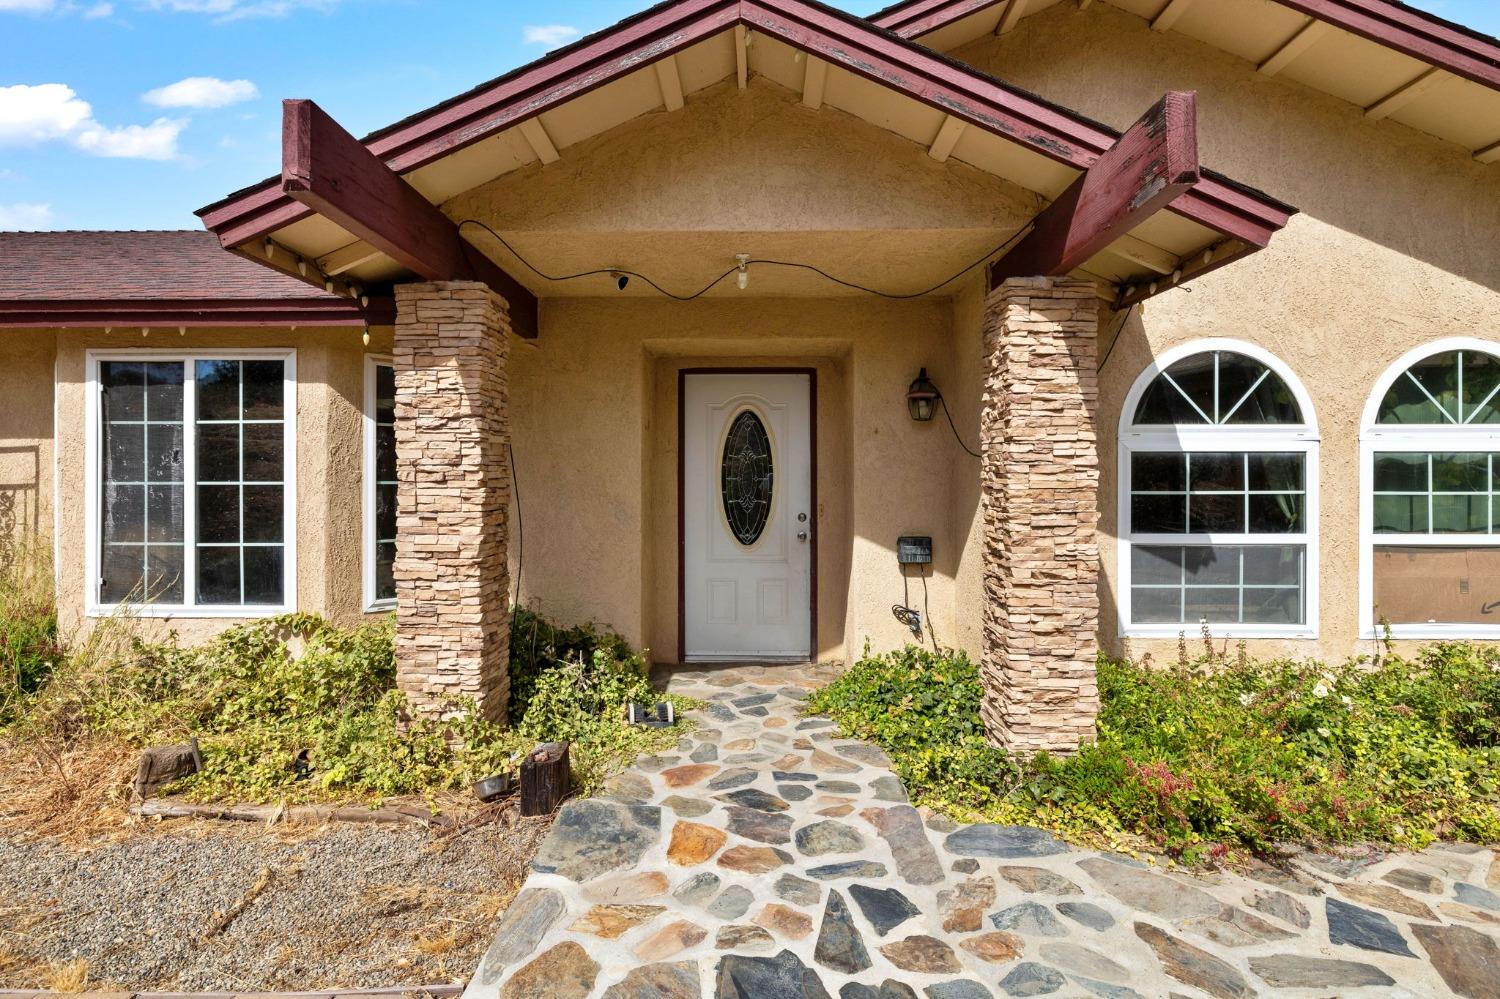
[463,664,1500,999]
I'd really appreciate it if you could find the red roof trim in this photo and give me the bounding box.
[872,0,1500,91]
[198,0,1293,264]
[0,297,391,329]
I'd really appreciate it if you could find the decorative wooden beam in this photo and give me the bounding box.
[800,55,827,109]
[1476,138,1500,165]
[281,99,538,338]
[0,296,391,329]
[655,54,686,111]
[1258,19,1332,75]
[1151,0,1199,32]
[735,24,750,88]
[1116,239,1245,308]
[317,239,384,276]
[1110,233,1179,275]
[928,115,967,161]
[517,117,560,164]
[990,91,1200,286]
[994,0,1026,35]
[1365,67,1448,119]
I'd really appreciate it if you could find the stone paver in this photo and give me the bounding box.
[464,663,1499,998]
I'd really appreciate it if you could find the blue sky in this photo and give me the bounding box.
[1,0,1496,232]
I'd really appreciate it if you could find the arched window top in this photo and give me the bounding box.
[1375,348,1500,426]
[1132,349,1302,427]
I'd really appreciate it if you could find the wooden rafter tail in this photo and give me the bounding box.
[990,90,1201,287]
[280,98,539,339]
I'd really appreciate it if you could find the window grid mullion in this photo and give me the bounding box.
[184,360,198,609]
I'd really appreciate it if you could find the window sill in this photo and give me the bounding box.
[364,600,397,614]
[1361,624,1500,640]
[1121,625,1317,641]
[86,604,294,620]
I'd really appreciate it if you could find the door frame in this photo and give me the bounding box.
[677,367,818,664]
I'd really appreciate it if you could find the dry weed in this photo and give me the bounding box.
[43,957,88,993]
[0,736,138,844]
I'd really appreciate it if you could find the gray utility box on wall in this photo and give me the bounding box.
[897,536,932,565]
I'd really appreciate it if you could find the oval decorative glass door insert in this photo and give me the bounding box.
[721,409,774,545]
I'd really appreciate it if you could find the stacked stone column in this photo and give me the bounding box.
[392,281,511,723]
[980,277,1101,753]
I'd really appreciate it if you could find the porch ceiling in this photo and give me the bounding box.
[873,0,1500,167]
[197,0,1294,311]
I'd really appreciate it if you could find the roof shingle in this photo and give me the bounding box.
[0,230,341,302]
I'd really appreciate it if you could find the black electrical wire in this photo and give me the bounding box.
[509,439,522,612]
[1096,302,1138,374]
[458,218,1030,302]
[938,393,982,459]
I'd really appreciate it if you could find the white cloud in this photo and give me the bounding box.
[144,76,258,109]
[146,0,335,20]
[0,83,93,143]
[0,83,185,159]
[74,117,185,158]
[0,0,57,11]
[523,24,579,46]
[82,2,112,16]
[0,202,53,229]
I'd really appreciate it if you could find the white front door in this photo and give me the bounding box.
[683,372,812,662]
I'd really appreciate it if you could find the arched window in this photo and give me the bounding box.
[1361,340,1500,637]
[1119,341,1318,637]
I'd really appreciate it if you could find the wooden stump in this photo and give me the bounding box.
[520,742,570,816]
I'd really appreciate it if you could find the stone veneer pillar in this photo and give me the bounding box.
[392,281,511,723]
[980,276,1101,754]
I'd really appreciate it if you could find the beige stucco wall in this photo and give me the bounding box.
[0,330,56,564]
[509,297,964,664]
[946,2,1500,661]
[46,325,381,643]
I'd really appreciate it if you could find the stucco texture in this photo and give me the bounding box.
[944,2,1500,661]
[0,330,55,560]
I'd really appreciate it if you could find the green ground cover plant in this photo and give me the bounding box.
[1,578,694,805]
[808,641,1500,862]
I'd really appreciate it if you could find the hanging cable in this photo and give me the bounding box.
[938,393,982,459]
[457,219,1030,302]
[509,440,523,614]
[1096,302,1138,374]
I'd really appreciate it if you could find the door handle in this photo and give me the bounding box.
[797,530,809,541]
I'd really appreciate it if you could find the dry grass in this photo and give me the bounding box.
[42,958,90,993]
[0,735,140,845]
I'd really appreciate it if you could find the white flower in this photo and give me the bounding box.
[1341,695,1353,708]
[1239,693,1254,707]
[1321,671,1338,687]
[1317,727,1331,738]
[1312,682,1330,699]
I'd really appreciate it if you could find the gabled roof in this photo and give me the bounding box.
[0,230,382,327]
[197,0,1294,305]
[870,0,1500,165]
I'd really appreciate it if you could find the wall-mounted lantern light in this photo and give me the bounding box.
[906,368,939,422]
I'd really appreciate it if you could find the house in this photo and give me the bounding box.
[3,0,1499,752]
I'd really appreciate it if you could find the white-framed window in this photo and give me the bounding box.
[362,357,397,611]
[85,350,297,617]
[1118,339,1319,638]
[1360,338,1500,638]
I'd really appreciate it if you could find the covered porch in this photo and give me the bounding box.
[197,0,1293,752]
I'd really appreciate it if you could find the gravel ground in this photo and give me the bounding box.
[0,813,551,992]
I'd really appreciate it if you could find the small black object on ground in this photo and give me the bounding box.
[626,701,676,727]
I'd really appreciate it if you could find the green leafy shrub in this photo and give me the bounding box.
[10,609,693,804]
[0,538,62,724]
[808,642,1500,860]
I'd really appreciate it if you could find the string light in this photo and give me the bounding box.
[297,256,308,276]
[362,326,370,347]
[263,237,275,260]
[179,326,186,336]
[141,327,149,337]
[324,279,335,294]
[735,253,751,291]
